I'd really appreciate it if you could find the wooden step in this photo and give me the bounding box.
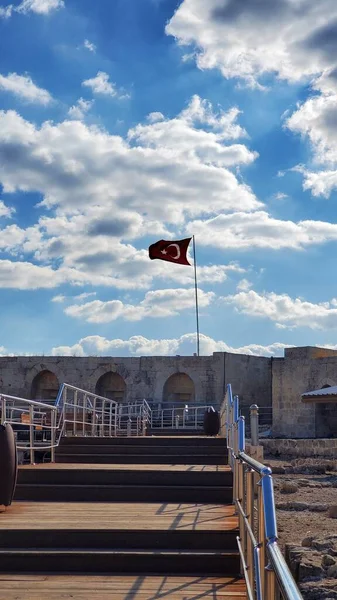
[0,502,238,531]
[59,436,226,446]
[0,548,240,575]
[14,483,233,503]
[56,444,226,455]
[0,528,238,551]
[17,464,232,487]
[0,574,247,598]
[55,453,227,465]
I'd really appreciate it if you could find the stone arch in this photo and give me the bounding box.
[31,370,59,401]
[163,372,195,403]
[95,371,126,402]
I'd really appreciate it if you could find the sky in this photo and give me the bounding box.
[2,0,337,357]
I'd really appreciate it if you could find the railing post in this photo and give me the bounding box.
[51,409,56,463]
[258,482,266,598]
[246,469,255,595]
[250,404,259,446]
[127,418,132,437]
[0,397,6,424]
[29,404,34,465]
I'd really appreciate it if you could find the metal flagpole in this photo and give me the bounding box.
[192,235,200,357]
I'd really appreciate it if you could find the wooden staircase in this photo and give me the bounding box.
[0,436,247,599]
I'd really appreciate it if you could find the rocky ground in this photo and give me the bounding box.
[266,457,337,599]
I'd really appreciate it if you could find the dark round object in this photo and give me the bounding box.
[203,408,220,436]
[0,423,18,506]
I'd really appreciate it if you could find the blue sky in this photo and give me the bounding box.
[1,0,337,357]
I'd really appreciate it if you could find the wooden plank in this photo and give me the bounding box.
[19,464,230,472]
[0,575,246,599]
[0,502,238,531]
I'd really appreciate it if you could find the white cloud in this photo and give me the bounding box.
[0,200,14,218]
[51,332,292,357]
[0,100,259,222]
[147,112,164,123]
[236,279,252,292]
[286,94,337,197]
[74,291,97,301]
[0,73,52,104]
[16,0,64,14]
[273,192,288,201]
[166,0,337,88]
[68,98,94,120]
[167,1,337,199]
[0,5,12,18]
[84,39,96,53]
[64,288,215,323]
[189,211,337,250]
[223,289,337,330]
[52,294,66,302]
[82,71,129,99]
[0,0,64,17]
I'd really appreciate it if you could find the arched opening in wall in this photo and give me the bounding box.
[31,370,59,401]
[163,373,195,404]
[95,372,126,402]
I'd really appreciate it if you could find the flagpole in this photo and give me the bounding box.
[192,235,200,357]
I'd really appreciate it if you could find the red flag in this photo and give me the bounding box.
[149,238,192,266]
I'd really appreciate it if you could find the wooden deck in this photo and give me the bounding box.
[0,574,247,599]
[0,502,237,531]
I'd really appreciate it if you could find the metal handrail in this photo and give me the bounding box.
[0,393,58,464]
[220,384,303,600]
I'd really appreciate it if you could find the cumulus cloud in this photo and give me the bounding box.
[223,289,337,330]
[166,0,337,88]
[68,98,94,120]
[189,211,337,250]
[286,94,337,197]
[0,73,52,104]
[51,332,292,357]
[64,288,215,323]
[82,71,129,99]
[167,1,337,198]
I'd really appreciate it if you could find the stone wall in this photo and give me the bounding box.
[272,346,337,438]
[4,346,337,439]
[0,354,227,405]
[261,438,337,458]
[225,353,271,409]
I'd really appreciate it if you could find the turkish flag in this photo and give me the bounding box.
[149,238,192,266]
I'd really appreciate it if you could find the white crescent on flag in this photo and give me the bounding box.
[161,243,181,260]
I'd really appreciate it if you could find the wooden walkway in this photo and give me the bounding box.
[0,574,247,599]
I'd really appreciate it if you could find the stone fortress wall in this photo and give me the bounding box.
[1,346,337,438]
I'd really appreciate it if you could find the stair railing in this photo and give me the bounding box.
[220,384,303,600]
[0,393,58,464]
[55,383,118,442]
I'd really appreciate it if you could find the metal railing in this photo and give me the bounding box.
[220,384,303,600]
[0,394,58,464]
[1,384,118,464]
[115,400,152,436]
[150,403,214,429]
[55,383,118,440]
